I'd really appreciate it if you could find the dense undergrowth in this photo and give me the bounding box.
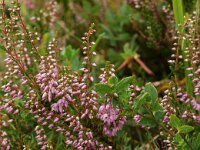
[0,0,200,149]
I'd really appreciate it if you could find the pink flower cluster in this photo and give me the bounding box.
[191,99,200,111]
[35,126,48,150]
[36,50,59,102]
[99,64,115,84]
[0,131,10,150]
[0,2,132,147]
[97,103,127,137]
[193,115,200,124]
[133,114,141,124]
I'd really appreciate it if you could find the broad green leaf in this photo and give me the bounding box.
[134,92,148,112]
[144,83,158,106]
[170,115,181,129]
[193,133,200,150]
[118,91,130,105]
[95,84,112,95]
[178,125,194,133]
[154,111,164,122]
[139,116,157,127]
[108,76,118,85]
[61,45,81,71]
[144,83,158,100]
[152,101,163,111]
[0,45,6,51]
[115,76,133,92]
[174,133,184,146]
[65,45,74,60]
[121,43,137,59]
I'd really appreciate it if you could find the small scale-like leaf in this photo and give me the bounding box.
[178,125,194,134]
[95,84,112,95]
[115,76,133,92]
[170,114,181,129]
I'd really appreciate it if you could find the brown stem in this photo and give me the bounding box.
[134,56,155,76]
[117,57,132,71]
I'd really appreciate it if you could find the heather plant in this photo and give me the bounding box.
[0,1,141,149]
[22,0,170,80]
[0,0,200,150]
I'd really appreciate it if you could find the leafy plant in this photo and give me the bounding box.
[0,0,199,150]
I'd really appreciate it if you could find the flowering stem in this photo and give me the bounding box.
[172,0,193,96]
[16,0,41,57]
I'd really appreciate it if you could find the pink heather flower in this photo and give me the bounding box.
[163,116,169,123]
[13,109,19,115]
[42,92,47,100]
[97,104,119,125]
[53,117,59,123]
[195,68,200,74]
[193,116,200,124]
[6,106,13,113]
[133,114,141,124]
[58,98,68,112]
[23,0,35,9]
[97,103,126,137]
[191,99,200,111]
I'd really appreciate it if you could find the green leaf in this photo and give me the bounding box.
[170,114,181,129]
[95,84,112,95]
[114,76,133,92]
[121,43,138,59]
[174,133,184,146]
[134,92,148,113]
[139,116,157,127]
[91,32,105,52]
[82,1,100,15]
[193,133,200,149]
[152,101,163,111]
[0,45,6,51]
[108,76,118,85]
[144,83,158,105]
[39,32,51,55]
[172,0,193,96]
[64,45,73,60]
[172,0,184,31]
[118,91,130,105]
[61,45,80,71]
[55,133,64,150]
[14,99,24,107]
[154,111,164,122]
[178,125,194,134]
